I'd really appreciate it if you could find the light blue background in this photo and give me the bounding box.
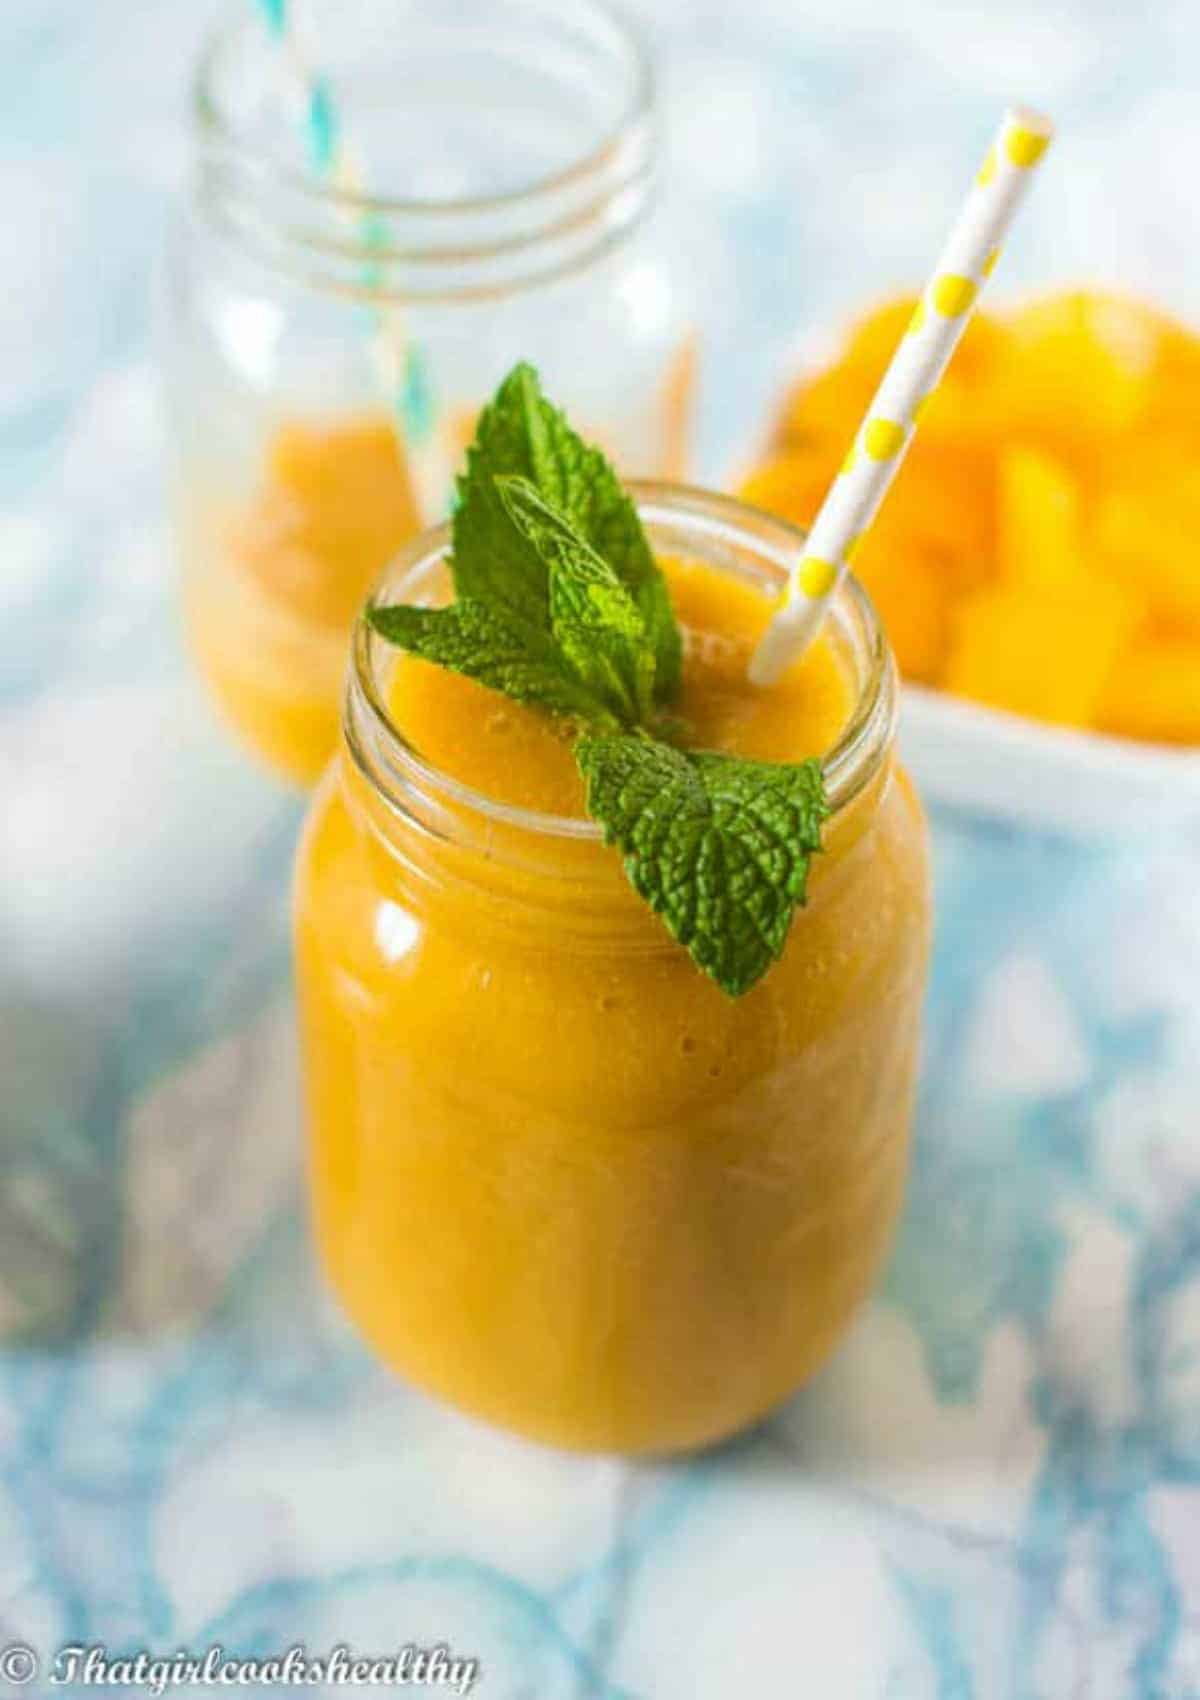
[3,3,1200,1696]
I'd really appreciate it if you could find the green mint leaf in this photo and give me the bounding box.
[496,475,654,727]
[451,365,553,625]
[367,601,617,726]
[452,363,681,701]
[575,732,829,996]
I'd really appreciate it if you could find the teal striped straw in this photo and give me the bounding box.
[254,0,447,515]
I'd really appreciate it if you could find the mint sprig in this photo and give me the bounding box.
[575,735,828,997]
[451,363,681,699]
[368,364,829,995]
[497,476,654,727]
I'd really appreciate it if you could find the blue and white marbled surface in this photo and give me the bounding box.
[4,2,1200,1695]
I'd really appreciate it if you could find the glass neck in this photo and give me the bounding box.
[341,483,899,933]
[193,0,657,301]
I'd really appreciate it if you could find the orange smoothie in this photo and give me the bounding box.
[181,418,421,787]
[293,491,931,1453]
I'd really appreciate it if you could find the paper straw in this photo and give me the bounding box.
[254,0,452,522]
[749,105,1054,687]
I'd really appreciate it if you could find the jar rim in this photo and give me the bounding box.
[193,0,656,221]
[345,482,898,847]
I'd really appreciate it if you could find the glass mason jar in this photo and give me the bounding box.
[161,0,696,787]
[293,486,933,1455]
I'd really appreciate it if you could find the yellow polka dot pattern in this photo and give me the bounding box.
[982,245,1001,278]
[798,555,838,598]
[977,148,997,187]
[864,418,906,461]
[908,299,927,336]
[841,445,858,475]
[1006,124,1050,168]
[933,274,977,317]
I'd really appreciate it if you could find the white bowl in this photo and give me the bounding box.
[900,685,1200,840]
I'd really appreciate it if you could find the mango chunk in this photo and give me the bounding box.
[919,317,1014,447]
[867,436,995,592]
[1096,637,1200,745]
[773,363,880,454]
[997,448,1081,591]
[739,447,840,531]
[1000,291,1161,447]
[856,551,951,685]
[1091,440,1200,628]
[1145,325,1200,433]
[841,295,925,374]
[945,581,1138,727]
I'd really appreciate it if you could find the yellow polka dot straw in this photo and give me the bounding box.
[749,105,1054,686]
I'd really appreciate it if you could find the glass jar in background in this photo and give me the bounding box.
[161,0,697,786]
[293,487,932,1453]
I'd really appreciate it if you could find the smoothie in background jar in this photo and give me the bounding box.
[179,417,423,787]
[293,486,931,1453]
[163,0,695,785]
